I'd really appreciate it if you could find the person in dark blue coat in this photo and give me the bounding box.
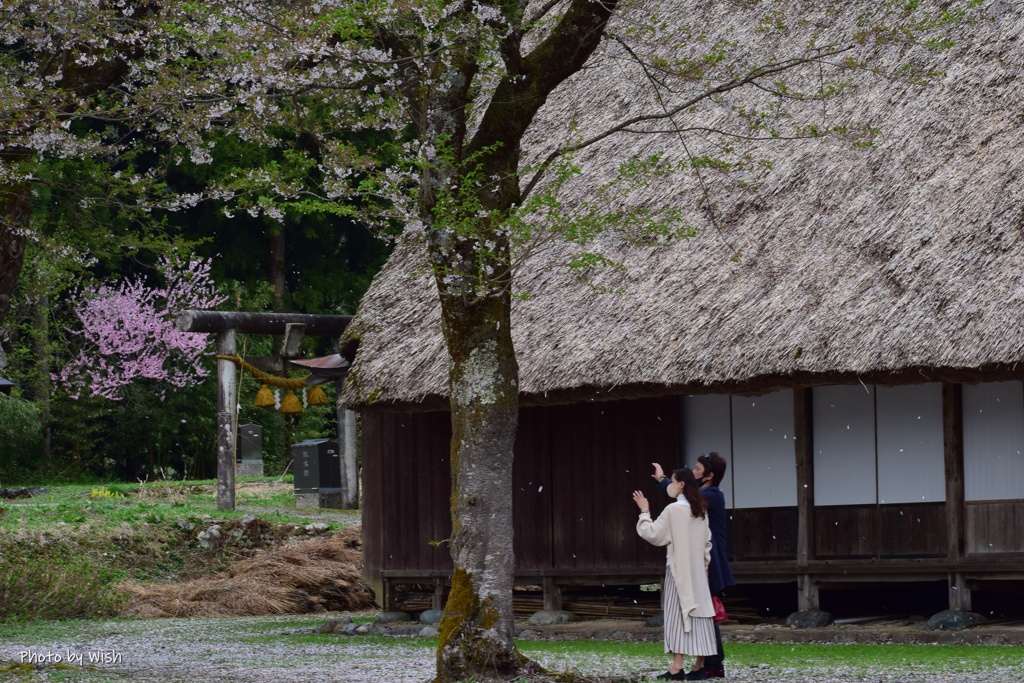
[653,453,735,679]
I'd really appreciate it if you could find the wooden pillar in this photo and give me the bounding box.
[943,382,969,610]
[433,577,446,611]
[794,387,817,610]
[344,407,359,508]
[336,377,359,510]
[542,576,562,611]
[798,575,819,612]
[216,329,238,511]
[949,572,971,612]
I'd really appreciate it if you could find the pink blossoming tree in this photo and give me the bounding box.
[58,257,224,401]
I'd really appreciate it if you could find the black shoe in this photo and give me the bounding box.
[684,668,708,680]
[704,668,725,678]
[656,670,687,680]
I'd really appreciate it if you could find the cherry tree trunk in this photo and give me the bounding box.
[433,286,527,682]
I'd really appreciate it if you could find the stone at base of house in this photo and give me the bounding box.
[419,609,444,625]
[375,611,413,624]
[785,609,834,628]
[927,609,985,630]
[644,612,664,628]
[237,460,264,477]
[528,610,577,626]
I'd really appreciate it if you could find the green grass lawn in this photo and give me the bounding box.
[0,476,332,538]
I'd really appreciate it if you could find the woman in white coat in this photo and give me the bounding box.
[633,468,716,680]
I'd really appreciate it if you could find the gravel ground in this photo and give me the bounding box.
[3,615,1023,683]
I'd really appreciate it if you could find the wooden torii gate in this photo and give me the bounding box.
[175,310,353,510]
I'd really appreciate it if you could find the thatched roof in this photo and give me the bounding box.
[342,1,1024,411]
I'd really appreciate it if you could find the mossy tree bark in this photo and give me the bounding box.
[383,2,619,680]
[431,266,522,681]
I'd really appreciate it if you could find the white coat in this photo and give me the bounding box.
[637,497,714,631]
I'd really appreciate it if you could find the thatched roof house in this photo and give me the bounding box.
[343,2,1024,410]
[343,2,1024,618]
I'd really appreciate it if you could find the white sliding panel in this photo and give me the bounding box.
[681,394,734,506]
[876,383,944,504]
[963,381,1024,501]
[812,385,877,506]
[731,389,796,509]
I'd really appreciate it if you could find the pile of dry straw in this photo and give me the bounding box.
[120,527,374,618]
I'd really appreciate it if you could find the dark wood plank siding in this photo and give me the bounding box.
[878,503,946,557]
[730,507,798,560]
[815,506,877,558]
[513,406,554,570]
[361,410,385,580]
[549,398,677,572]
[813,504,946,559]
[966,501,1024,554]
[363,411,453,573]
[365,397,679,582]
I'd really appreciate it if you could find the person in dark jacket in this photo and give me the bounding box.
[653,453,735,679]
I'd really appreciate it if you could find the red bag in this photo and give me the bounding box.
[712,596,727,624]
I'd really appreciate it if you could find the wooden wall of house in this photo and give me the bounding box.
[543,398,677,573]
[362,380,1024,593]
[361,410,454,580]
[684,391,800,561]
[679,382,1024,564]
[813,502,946,558]
[961,382,1024,559]
[361,397,679,582]
[965,500,1024,554]
[729,507,798,560]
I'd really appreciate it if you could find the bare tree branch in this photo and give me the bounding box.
[520,44,854,200]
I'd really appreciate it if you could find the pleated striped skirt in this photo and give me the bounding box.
[662,567,717,656]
